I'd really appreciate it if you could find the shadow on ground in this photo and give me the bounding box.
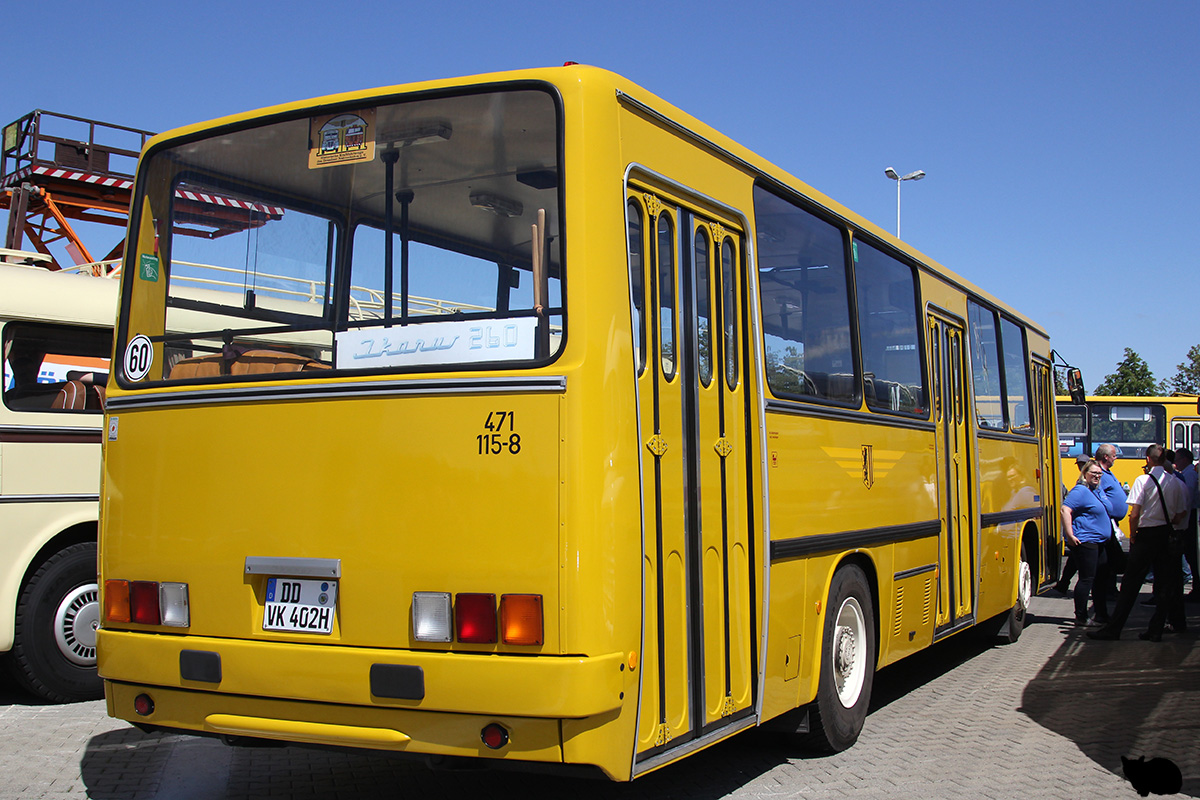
[77,637,994,799]
[1021,592,1200,798]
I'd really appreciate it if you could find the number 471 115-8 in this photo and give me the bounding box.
[477,411,521,455]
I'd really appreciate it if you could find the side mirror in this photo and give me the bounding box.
[1066,367,1085,405]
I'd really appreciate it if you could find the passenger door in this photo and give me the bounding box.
[1172,417,1200,462]
[626,183,754,764]
[1031,359,1061,586]
[927,310,974,630]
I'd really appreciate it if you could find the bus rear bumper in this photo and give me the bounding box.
[105,679,566,764]
[97,629,625,719]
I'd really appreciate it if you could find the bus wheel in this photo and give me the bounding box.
[806,564,875,752]
[8,542,103,703]
[994,545,1031,645]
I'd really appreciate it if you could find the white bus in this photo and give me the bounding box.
[1,256,117,701]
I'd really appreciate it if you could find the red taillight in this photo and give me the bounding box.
[481,722,509,749]
[455,593,497,643]
[500,594,543,645]
[130,581,161,625]
[134,693,155,716]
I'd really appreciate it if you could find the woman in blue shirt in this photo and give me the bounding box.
[1061,459,1113,626]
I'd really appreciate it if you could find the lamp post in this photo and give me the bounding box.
[884,167,925,238]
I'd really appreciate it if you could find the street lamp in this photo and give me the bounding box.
[884,167,925,239]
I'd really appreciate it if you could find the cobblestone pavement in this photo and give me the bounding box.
[1,592,1196,799]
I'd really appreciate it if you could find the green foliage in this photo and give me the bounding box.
[1160,344,1200,395]
[1093,348,1157,396]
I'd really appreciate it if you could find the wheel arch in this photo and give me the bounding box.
[1020,521,1041,581]
[1,519,97,652]
[822,552,881,667]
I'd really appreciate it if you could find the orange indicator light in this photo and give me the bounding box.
[104,580,131,623]
[500,594,543,646]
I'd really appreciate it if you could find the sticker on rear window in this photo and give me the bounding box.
[123,335,153,381]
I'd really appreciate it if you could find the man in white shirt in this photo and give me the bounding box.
[1088,444,1188,641]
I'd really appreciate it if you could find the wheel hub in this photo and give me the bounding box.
[53,583,99,666]
[835,625,857,677]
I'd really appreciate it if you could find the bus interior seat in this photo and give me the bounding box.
[51,380,88,410]
[50,380,107,411]
[169,349,331,379]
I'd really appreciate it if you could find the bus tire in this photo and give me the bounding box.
[8,542,103,703]
[993,544,1032,645]
[805,564,875,753]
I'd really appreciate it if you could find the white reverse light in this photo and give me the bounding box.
[412,592,453,642]
[158,582,190,627]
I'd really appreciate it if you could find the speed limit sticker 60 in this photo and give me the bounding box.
[123,334,154,381]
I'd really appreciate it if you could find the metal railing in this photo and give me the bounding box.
[1,110,154,184]
[167,260,496,320]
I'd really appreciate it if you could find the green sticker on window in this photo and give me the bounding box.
[852,241,859,262]
[139,254,160,282]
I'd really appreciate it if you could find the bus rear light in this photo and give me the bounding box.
[500,594,543,645]
[158,582,190,627]
[455,593,497,643]
[134,693,155,716]
[104,580,131,623]
[130,581,161,625]
[412,592,453,642]
[481,722,509,749]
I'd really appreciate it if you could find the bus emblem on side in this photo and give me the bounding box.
[862,445,874,489]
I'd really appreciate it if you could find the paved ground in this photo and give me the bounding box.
[1,591,1196,799]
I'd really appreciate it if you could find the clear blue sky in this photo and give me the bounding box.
[8,0,1197,391]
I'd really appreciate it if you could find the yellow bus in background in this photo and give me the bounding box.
[1,256,117,701]
[98,66,1061,780]
[1057,394,1200,529]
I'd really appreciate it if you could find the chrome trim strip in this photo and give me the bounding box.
[106,376,568,410]
[0,425,103,435]
[244,557,341,579]
[0,493,99,504]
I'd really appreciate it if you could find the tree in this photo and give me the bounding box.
[1160,344,1200,394]
[1093,348,1157,396]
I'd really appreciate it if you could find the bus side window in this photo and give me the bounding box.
[2,322,112,414]
[721,237,738,390]
[967,301,1005,430]
[657,212,676,381]
[627,199,646,374]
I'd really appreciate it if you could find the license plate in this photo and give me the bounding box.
[264,578,338,634]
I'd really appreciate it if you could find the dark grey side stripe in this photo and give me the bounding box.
[0,494,99,504]
[980,507,1043,528]
[894,563,938,580]
[106,375,568,410]
[771,519,941,562]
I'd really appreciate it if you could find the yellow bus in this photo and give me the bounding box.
[1057,394,1200,520]
[98,65,1061,780]
[1,255,117,701]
